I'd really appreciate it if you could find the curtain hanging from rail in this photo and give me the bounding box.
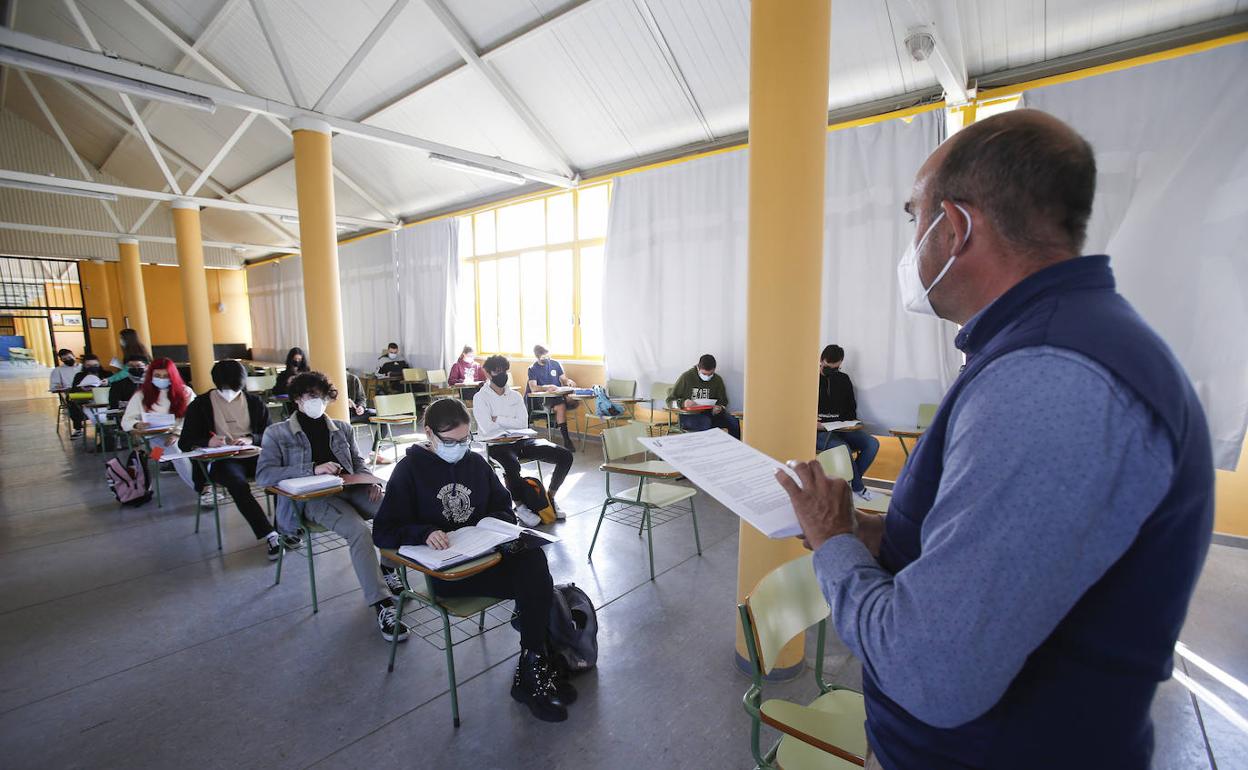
[1025,41,1248,470]
[602,110,959,432]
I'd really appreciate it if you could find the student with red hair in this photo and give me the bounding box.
[121,358,196,489]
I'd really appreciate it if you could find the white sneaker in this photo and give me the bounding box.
[515,504,542,527]
[853,487,875,502]
[199,489,216,509]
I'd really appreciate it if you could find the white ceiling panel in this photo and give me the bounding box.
[440,0,548,50]
[141,0,230,43]
[645,0,749,137]
[368,66,563,173]
[197,0,296,103]
[317,1,463,119]
[226,159,380,223]
[331,132,512,218]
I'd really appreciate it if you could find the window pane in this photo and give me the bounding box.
[497,257,521,354]
[520,251,547,354]
[577,184,609,239]
[456,216,473,260]
[546,192,573,244]
[497,199,545,252]
[477,260,498,353]
[548,249,573,356]
[578,245,604,357]
[455,261,476,352]
[474,211,496,256]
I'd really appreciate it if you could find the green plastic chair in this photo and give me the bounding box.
[579,377,637,447]
[739,554,867,769]
[587,421,700,580]
[640,381,675,436]
[370,392,422,465]
[816,445,854,483]
[890,402,939,458]
[266,491,352,614]
[386,556,512,728]
[917,403,938,430]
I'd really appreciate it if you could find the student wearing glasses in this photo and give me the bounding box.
[372,398,576,723]
[257,371,410,643]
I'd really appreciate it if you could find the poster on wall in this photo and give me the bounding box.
[62,314,82,327]
[50,313,63,324]
[90,317,108,329]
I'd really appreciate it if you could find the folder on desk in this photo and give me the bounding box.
[277,475,344,495]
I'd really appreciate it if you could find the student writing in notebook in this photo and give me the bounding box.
[372,398,576,723]
[179,360,282,559]
[256,371,409,643]
[121,357,196,490]
[669,353,741,439]
[448,344,483,385]
[815,344,879,502]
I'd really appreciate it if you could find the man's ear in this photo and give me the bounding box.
[940,200,974,255]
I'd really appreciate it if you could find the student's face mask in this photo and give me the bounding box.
[84,362,100,371]
[431,433,470,464]
[897,204,972,318]
[298,397,326,420]
[490,372,509,388]
[128,367,146,379]
[151,376,171,390]
[60,356,75,366]
[388,352,398,359]
[217,388,240,402]
[698,371,714,382]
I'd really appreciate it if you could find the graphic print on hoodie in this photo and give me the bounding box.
[372,443,517,549]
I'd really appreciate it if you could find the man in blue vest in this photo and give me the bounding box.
[777,109,1214,769]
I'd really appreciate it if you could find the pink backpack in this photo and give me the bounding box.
[105,450,152,506]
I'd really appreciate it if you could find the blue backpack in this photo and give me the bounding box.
[592,385,623,418]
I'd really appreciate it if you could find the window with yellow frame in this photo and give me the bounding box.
[455,182,611,361]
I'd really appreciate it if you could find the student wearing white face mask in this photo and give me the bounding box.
[179,360,280,558]
[122,357,196,489]
[256,371,409,642]
[669,353,740,439]
[372,398,573,723]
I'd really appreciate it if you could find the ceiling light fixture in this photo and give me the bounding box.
[427,153,527,186]
[0,177,118,201]
[0,46,217,113]
[904,28,972,106]
[279,215,351,232]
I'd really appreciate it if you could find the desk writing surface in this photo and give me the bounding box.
[600,460,683,478]
[380,548,501,580]
[264,484,342,501]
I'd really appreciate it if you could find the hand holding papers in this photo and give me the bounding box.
[638,430,803,539]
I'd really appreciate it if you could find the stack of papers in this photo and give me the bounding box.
[820,420,861,431]
[398,517,559,570]
[199,444,249,456]
[277,475,344,495]
[144,413,176,428]
[639,430,803,539]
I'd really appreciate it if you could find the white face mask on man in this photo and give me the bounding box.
[298,397,327,420]
[897,203,972,317]
[217,388,241,402]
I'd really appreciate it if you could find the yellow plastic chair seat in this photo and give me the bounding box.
[764,689,868,769]
[612,480,696,508]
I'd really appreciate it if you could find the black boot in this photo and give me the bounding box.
[511,649,568,722]
[546,650,578,704]
[559,423,576,452]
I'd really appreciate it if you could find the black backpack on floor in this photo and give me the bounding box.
[515,583,598,675]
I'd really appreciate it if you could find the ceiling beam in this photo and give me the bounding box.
[247,0,307,107]
[100,0,241,173]
[0,0,17,111]
[62,0,183,193]
[314,0,406,112]
[0,23,575,190]
[631,0,713,142]
[17,69,126,232]
[421,0,575,178]
[55,78,300,244]
[185,111,256,196]
[0,220,297,255]
[127,168,182,232]
[0,169,396,229]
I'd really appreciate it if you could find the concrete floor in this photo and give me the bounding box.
[0,362,1244,769]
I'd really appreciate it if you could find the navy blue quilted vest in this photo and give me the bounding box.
[867,256,1214,769]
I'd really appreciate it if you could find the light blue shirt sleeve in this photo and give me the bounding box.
[812,346,1175,728]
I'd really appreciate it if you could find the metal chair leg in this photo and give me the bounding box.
[306,527,318,613]
[645,507,655,581]
[387,593,405,672]
[212,481,223,551]
[690,498,702,556]
[587,499,610,562]
[441,610,461,728]
[477,610,486,632]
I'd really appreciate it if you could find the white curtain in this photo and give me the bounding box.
[1025,42,1248,470]
[395,219,459,372]
[338,232,399,371]
[603,110,955,430]
[246,220,458,374]
[246,257,307,363]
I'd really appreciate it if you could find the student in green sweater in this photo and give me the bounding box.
[668,353,740,439]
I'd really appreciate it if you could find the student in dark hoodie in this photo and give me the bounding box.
[372,398,575,723]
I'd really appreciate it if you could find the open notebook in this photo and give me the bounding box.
[398,517,559,570]
[820,420,862,431]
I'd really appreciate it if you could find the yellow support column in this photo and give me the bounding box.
[735,0,832,677]
[290,117,349,421]
[117,237,152,351]
[171,200,216,394]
